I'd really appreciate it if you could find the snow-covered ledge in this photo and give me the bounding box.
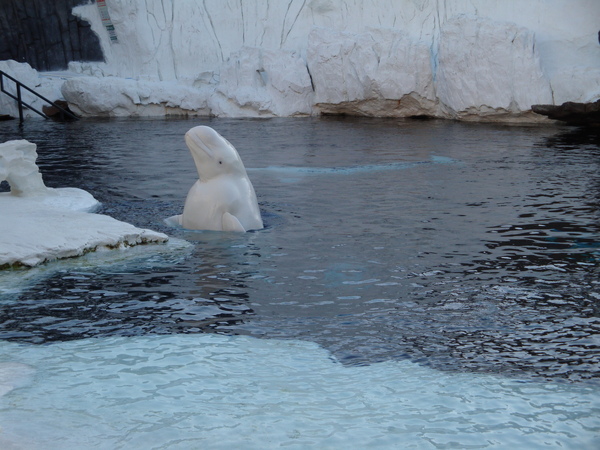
[0,140,168,268]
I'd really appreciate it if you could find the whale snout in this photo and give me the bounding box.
[185,126,217,158]
[186,126,224,149]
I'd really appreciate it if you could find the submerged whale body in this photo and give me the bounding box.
[174,126,263,232]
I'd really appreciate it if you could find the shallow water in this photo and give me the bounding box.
[1,334,599,449]
[0,117,599,447]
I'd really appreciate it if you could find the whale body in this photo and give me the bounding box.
[176,126,263,232]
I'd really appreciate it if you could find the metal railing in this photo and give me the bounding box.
[0,70,78,123]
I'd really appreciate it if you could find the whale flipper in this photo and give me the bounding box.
[222,212,246,232]
[164,214,183,227]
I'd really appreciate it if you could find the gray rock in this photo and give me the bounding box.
[532,100,600,126]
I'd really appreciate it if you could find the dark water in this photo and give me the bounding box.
[1,117,599,382]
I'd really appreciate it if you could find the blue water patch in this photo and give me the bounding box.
[0,334,598,449]
[249,155,458,179]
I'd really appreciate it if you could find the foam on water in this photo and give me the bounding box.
[0,334,598,449]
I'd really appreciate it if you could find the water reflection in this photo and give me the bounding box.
[541,126,600,150]
[0,255,257,343]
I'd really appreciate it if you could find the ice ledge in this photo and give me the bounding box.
[0,198,168,268]
[0,140,168,268]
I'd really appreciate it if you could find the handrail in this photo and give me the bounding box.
[0,70,78,123]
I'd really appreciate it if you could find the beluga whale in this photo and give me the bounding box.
[172,125,263,232]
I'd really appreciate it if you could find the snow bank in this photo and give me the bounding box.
[0,140,168,268]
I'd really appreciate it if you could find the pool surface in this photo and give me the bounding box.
[0,117,598,448]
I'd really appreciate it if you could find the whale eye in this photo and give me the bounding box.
[219,160,223,164]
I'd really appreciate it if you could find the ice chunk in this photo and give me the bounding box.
[0,139,168,268]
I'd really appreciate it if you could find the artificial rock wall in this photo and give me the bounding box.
[0,0,103,72]
[2,0,600,120]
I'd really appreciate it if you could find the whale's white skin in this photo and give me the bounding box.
[177,126,263,232]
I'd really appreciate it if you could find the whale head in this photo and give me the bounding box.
[185,126,246,180]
